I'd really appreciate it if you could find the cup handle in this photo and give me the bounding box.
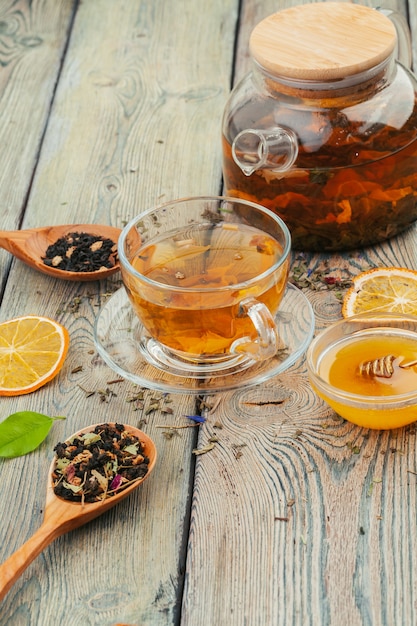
[231,297,278,361]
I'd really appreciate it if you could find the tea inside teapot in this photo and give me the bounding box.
[222,2,417,251]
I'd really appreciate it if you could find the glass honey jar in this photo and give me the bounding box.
[221,2,417,251]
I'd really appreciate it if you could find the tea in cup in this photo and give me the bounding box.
[119,196,291,373]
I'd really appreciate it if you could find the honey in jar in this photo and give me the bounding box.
[306,316,417,429]
[314,329,417,429]
[222,2,417,251]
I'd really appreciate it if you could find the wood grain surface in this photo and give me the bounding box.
[0,0,236,624]
[0,0,416,625]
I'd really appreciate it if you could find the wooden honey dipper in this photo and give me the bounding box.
[359,355,417,378]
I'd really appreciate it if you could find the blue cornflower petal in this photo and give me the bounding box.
[185,415,206,423]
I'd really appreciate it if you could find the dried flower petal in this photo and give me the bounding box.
[186,415,206,423]
[64,464,76,481]
[110,474,123,491]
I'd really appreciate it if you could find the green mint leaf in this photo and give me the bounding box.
[0,411,65,458]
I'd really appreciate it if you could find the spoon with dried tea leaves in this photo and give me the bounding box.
[0,224,121,281]
[0,423,157,601]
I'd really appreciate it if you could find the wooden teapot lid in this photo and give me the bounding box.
[249,2,397,81]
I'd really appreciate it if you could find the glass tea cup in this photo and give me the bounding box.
[118,196,291,375]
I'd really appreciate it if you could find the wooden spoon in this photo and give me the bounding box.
[0,224,121,281]
[0,423,157,602]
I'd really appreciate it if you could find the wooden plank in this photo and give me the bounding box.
[0,0,239,624]
[1,0,416,623]
[182,0,417,624]
[0,0,76,280]
[21,0,238,230]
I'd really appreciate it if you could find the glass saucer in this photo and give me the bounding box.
[93,284,315,394]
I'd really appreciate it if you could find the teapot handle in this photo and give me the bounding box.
[378,8,412,68]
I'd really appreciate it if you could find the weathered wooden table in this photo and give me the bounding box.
[0,1,416,624]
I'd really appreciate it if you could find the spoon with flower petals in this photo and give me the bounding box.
[0,423,157,602]
[0,224,121,281]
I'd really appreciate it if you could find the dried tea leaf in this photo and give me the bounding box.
[55,457,71,471]
[81,432,102,445]
[124,444,139,455]
[63,481,83,493]
[0,411,65,458]
[53,423,150,502]
[192,442,215,456]
[91,469,108,492]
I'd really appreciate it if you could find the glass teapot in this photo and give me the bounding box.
[221,2,417,251]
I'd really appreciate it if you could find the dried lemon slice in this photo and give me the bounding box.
[342,267,417,318]
[0,315,69,396]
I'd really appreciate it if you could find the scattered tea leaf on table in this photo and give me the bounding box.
[0,411,65,458]
[192,442,215,455]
